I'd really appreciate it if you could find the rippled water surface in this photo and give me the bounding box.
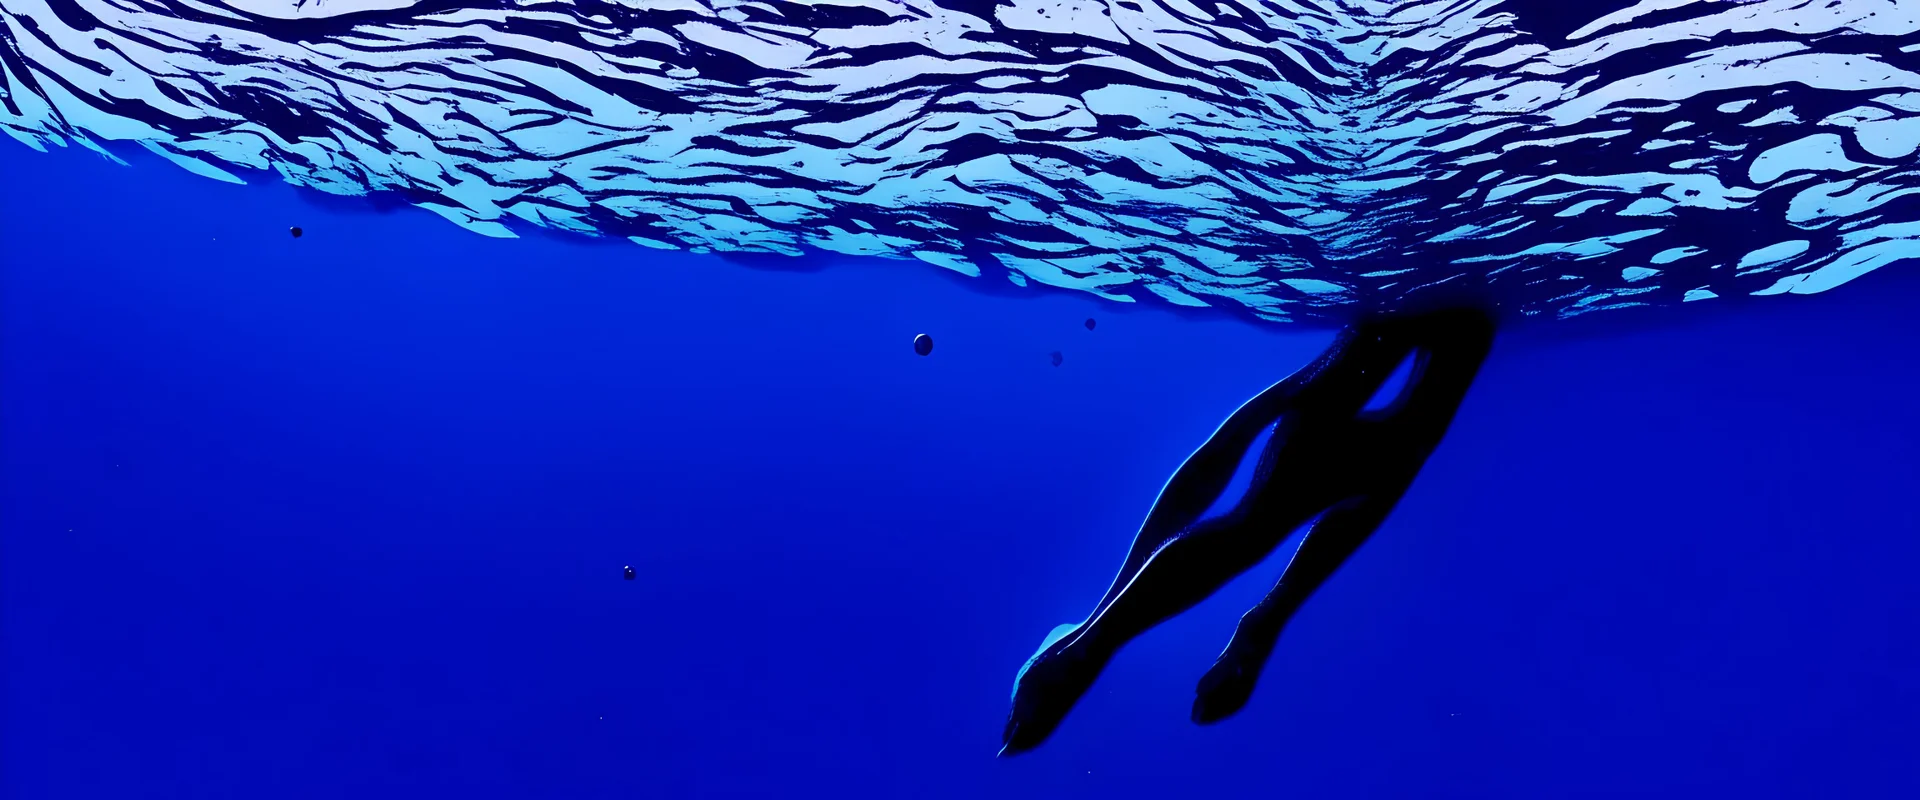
[4,0,1916,321]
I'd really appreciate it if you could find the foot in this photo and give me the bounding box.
[1000,630,1108,756]
[1191,649,1263,725]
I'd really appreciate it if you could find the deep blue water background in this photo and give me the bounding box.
[4,142,1919,798]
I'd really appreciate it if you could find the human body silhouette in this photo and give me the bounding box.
[1001,308,1497,756]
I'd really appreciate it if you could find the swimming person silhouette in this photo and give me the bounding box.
[1000,307,1497,756]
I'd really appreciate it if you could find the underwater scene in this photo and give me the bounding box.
[3,0,1918,796]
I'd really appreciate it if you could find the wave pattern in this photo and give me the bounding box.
[2,0,1916,321]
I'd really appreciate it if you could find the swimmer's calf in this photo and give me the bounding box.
[1000,307,1496,755]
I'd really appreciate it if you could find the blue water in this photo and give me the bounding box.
[6,0,1920,794]
[6,128,1920,798]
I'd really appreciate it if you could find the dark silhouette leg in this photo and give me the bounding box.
[1000,325,1431,756]
[1186,312,1494,724]
[1001,497,1325,755]
[1190,495,1395,724]
[999,307,1497,756]
[1062,324,1426,649]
